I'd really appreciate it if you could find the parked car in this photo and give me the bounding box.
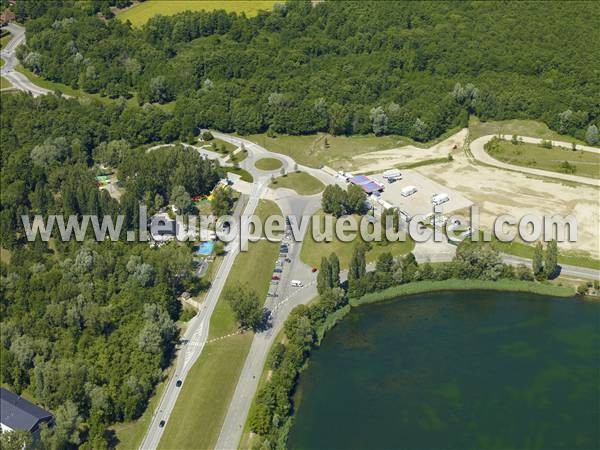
[285,258,292,263]
[272,275,280,280]
[176,380,182,387]
[274,268,283,273]
[311,267,318,273]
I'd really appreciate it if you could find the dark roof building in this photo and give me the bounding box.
[0,388,53,434]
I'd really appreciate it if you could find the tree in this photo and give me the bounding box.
[369,106,388,135]
[533,241,544,278]
[328,252,340,288]
[170,185,192,213]
[345,184,366,214]
[321,184,346,217]
[544,239,558,279]
[212,187,233,216]
[224,283,263,330]
[316,256,331,294]
[376,252,394,273]
[348,244,366,282]
[585,124,599,145]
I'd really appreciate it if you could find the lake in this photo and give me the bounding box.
[288,291,599,450]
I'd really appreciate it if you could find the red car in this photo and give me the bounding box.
[311,267,318,273]
[272,275,280,281]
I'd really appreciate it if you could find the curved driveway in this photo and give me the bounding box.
[471,135,599,187]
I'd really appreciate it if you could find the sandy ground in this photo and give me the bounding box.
[352,129,468,173]
[415,148,600,258]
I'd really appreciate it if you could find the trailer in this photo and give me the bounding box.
[401,185,417,197]
[382,169,402,183]
[431,193,450,205]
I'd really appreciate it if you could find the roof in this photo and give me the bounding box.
[359,181,384,194]
[0,388,53,432]
[349,175,370,185]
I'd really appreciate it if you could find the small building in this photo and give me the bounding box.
[349,175,384,194]
[0,388,53,435]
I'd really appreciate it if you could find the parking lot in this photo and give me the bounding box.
[369,170,474,218]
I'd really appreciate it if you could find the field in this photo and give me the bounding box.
[0,77,11,89]
[117,1,277,27]
[157,200,281,450]
[254,157,283,171]
[300,212,416,269]
[269,171,325,195]
[468,116,589,145]
[486,139,599,179]
[247,127,462,170]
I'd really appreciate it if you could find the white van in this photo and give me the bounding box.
[431,193,450,205]
[290,280,303,287]
[401,185,417,197]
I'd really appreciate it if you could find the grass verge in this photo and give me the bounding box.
[157,200,281,450]
[486,139,599,179]
[269,171,325,195]
[0,76,11,89]
[227,167,253,183]
[350,279,575,307]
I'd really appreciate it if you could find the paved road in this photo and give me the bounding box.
[0,23,54,96]
[501,253,599,280]
[470,134,600,187]
[140,181,266,450]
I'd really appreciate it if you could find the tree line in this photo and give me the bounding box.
[13,1,600,142]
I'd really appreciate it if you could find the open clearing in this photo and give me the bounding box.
[414,142,600,259]
[117,1,276,26]
[254,157,283,171]
[300,212,415,269]
[0,76,11,89]
[486,139,599,179]
[157,200,280,450]
[269,171,325,195]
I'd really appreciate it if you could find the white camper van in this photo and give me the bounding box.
[290,280,303,287]
[401,185,417,197]
[431,193,450,205]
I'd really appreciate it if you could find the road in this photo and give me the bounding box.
[0,23,53,96]
[470,134,600,187]
[140,180,267,450]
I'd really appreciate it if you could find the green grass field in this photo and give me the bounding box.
[117,1,276,27]
[157,200,281,450]
[247,127,462,170]
[0,31,10,50]
[469,116,589,145]
[254,157,283,171]
[300,212,415,269]
[269,171,325,195]
[0,76,11,89]
[486,139,599,179]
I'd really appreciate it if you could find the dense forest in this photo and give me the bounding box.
[14,1,600,142]
[0,93,222,448]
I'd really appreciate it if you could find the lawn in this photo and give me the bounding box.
[0,31,10,50]
[157,200,281,450]
[254,157,283,171]
[0,76,11,89]
[117,0,276,27]
[469,116,589,145]
[485,139,599,179]
[227,167,253,182]
[300,212,416,269]
[246,128,461,170]
[269,171,325,195]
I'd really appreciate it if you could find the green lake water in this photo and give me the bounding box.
[287,291,599,450]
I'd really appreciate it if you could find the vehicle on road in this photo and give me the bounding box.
[159,420,165,428]
[311,267,318,273]
[176,380,182,387]
[273,268,282,273]
[285,257,291,263]
[291,280,303,287]
[272,275,280,280]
